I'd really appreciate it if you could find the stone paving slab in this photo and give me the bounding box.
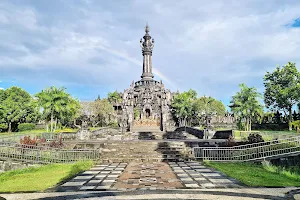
[57,163,127,192]
[169,161,242,189]
[113,162,183,190]
[57,161,241,191]
[2,188,299,200]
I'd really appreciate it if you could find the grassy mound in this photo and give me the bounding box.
[0,161,93,193]
[205,161,300,187]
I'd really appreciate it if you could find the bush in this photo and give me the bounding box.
[54,128,75,133]
[290,120,300,132]
[18,123,36,132]
[109,122,119,128]
[20,136,38,145]
[251,123,289,131]
[248,133,264,143]
[0,124,8,132]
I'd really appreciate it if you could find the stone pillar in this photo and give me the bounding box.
[140,24,154,81]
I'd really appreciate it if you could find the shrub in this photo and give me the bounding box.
[20,136,38,145]
[290,120,300,132]
[0,124,8,132]
[251,123,289,131]
[248,133,264,143]
[262,161,300,181]
[226,135,236,147]
[18,123,36,132]
[54,128,75,133]
[109,122,119,128]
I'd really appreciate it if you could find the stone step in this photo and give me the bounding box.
[99,157,186,163]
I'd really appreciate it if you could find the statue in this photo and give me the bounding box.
[76,115,91,140]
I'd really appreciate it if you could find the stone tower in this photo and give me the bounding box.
[140,24,154,81]
[118,25,175,132]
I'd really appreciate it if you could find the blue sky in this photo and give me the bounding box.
[0,0,300,109]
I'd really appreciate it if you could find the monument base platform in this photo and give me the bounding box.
[131,126,161,132]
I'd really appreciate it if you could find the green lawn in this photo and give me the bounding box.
[0,128,79,138]
[204,161,300,187]
[0,161,93,193]
[234,130,299,141]
[0,129,48,137]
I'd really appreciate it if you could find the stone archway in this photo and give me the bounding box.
[145,109,151,118]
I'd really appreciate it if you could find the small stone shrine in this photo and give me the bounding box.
[76,116,91,140]
[116,25,175,132]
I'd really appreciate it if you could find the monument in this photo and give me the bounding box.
[115,25,175,132]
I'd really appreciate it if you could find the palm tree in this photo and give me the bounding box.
[230,84,263,131]
[36,87,79,132]
[171,89,197,127]
[107,91,122,104]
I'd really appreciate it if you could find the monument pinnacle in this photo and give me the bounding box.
[140,24,154,80]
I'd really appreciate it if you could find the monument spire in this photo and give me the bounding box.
[140,24,154,80]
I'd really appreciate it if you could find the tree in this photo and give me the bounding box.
[60,97,80,127]
[107,91,122,104]
[36,86,79,132]
[171,89,197,127]
[0,87,36,132]
[92,98,115,127]
[193,96,226,125]
[264,62,300,130]
[134,108,140,120]
[0,89,6,131]
[230,84,263,131]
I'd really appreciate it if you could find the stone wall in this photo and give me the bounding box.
[0,160,39,172]
[175,127,204,139]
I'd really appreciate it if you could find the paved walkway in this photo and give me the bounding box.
[169,161,242,188]
[1,161,300,199]
[113,162,183,190]
[1,188,300,200]
[57,163,127,191]
[56,161,241,191]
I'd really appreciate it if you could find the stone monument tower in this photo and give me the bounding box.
[119,24,175,132]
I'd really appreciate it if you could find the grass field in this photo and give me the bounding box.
[0,128,79,138]
[0,129,48,137]
[0,161,93,193]
[205,161,300,187]
[234,130,298,141]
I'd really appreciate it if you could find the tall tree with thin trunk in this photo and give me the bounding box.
[264,62,300,131]
[171,89,197,127]
[107,91,122,104]
[92,98,115,127]
[230,84,263,131]
[193,96,226,126]
[36,87,79,132]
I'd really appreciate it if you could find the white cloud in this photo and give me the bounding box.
[0,0,300,101]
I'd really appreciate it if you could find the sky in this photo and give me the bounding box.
[0,0,300,109]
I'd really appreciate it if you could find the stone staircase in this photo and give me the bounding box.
[99,141,193,163]
[131,126,161,132]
